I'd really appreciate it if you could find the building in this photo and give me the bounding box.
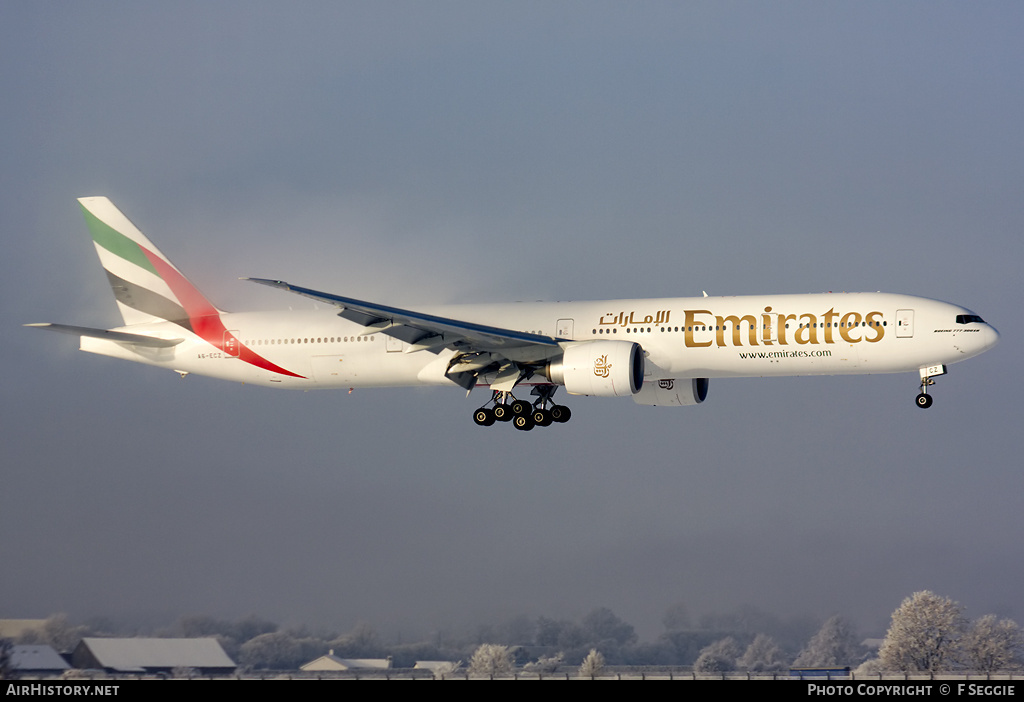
[10,645,70,676]
[71,638,235,675]
[301,650,392,671]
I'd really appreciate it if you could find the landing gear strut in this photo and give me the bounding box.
[472,385,572,429]
[915,365,946,409]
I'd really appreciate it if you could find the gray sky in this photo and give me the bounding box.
[2,2,1021,640]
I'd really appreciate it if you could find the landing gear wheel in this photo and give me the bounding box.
[509,399,532,416]
[550,405,572,423]
[493,404,512,422]
[512,414,534,431]
[532,408,552,427]
[473,408,496,426]
[915,393,933,409]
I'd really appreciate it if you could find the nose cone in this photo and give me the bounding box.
[983,323,1000,351]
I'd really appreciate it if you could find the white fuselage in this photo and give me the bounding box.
[79,292,999,393]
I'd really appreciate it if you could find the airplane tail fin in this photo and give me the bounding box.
[78,196,222,329]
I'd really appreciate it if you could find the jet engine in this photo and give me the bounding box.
[545,340,644,396]
[633,377,710,406]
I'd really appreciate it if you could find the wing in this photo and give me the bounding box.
[244,278,564,391]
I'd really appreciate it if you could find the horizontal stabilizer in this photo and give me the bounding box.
[25,323,184,348]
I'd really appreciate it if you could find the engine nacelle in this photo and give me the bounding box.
[546,340,644,397]
[633,377,710,406]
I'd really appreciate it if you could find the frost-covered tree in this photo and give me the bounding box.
[535,617,585,649]
[794,615,862,668]
[962,615,1022,672]
[0,638,14,680]
[739,633,787,672]
[432,660,463,677]
[581,607,637,647]
[694,636,741,673]
[239,631,303,670]
[468,644,514,677]
[853,657,885,676]
[662,602,691,632]
[578,649,605,677]
[16,614,89,653]
[328,622,381,657]
[878,591,966,672]
[523,653,563,674]
[492,615,536,646]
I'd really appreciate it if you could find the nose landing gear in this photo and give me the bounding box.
[915,364,946,409]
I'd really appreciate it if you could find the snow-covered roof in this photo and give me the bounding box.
[74,638,235,672]
[11,645,70,672]
[301,653,392,671]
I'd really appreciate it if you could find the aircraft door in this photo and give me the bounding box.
[556,318,574,339]
[896,309,914,338]
[762,314,778,344]
[311,355,351,383]
[223,330,240,357]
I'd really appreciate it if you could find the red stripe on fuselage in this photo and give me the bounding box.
[140,248,306,379]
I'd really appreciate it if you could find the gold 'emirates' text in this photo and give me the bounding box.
[682,307,885,348]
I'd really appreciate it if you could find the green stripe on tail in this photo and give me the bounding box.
[80,203,159,276]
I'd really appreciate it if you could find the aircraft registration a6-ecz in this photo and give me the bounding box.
[29,197,999,430]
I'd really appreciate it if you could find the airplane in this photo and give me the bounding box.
[28,197,999,430]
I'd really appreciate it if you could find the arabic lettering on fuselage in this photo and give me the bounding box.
[598,310,671,327]
[598,306,885,347]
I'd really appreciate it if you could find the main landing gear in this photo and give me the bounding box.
[473,386,572,430]
[915,364,946,409]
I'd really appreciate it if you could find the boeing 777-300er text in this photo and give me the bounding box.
[29,197,999,429]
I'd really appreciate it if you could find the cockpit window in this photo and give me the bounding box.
[956,314,985,324]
